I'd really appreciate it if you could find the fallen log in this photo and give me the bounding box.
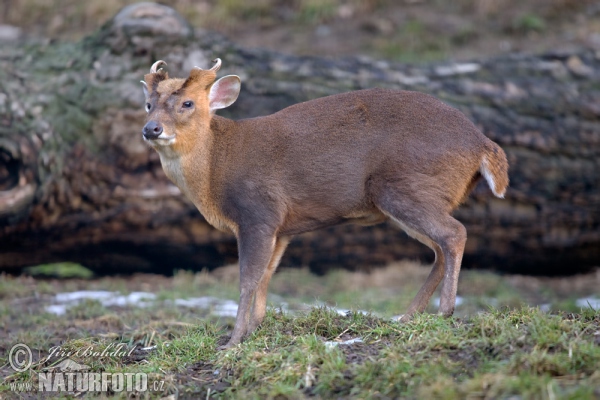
[1,3,598,275]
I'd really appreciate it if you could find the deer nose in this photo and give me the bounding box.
[142,121,163,140]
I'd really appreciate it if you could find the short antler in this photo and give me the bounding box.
[150,60,167,74]
[144,60,169,95]
[193,58,222,73]
[209,58,221,72]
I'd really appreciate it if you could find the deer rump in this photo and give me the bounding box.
[219,88,506,237]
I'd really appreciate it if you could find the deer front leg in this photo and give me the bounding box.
[223,228,276,349]
[247,236,290,334]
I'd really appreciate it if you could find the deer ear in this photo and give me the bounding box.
[208,75,241,112]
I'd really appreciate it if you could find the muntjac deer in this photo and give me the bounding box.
[141,59,508,348]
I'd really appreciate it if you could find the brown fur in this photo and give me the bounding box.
[142,62,509,348]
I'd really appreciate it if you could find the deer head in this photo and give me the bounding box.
[141,59,240,153]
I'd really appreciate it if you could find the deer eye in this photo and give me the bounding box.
[145,103,151,112]
[182,101,194,109]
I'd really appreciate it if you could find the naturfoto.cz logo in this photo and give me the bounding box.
[8,343,165,394]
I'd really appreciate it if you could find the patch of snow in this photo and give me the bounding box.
[103,292,156,307]
[53,290,156,307]
[47,290,395,321]
[55,291,115,303]
[432,296,464,307]
[174,296,221,308]
[45,304,68,316]
[324,337,364,348]
[212,301,239,318]
[46,290,157,315]
[172,296,239,317]
[576,297,600,310]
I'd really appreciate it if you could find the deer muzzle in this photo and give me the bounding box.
[142,120,164,140]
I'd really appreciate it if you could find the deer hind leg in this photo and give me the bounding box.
[247,236,290,334]
[375,195,467,319]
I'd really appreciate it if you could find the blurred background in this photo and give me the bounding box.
[0,0,599,323]
[1,0,598,62]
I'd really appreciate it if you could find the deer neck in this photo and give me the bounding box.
[157,123,213,203]
[158,116,236,232]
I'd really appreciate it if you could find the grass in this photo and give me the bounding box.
[0,264,599,398]
[220,308,600,398]
[25,262,94,279]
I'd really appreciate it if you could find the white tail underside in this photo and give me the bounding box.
[480,156,504,198]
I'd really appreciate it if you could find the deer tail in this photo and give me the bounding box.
[480,141,509,198]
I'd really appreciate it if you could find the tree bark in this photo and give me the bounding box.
[1,3,599,275]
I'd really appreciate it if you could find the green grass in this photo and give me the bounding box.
[25,262,94,279]
[217,307,599,398]
[1,266,599,398]
[10,307,598,398]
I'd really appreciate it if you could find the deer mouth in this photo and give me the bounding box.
[144,132,176,146]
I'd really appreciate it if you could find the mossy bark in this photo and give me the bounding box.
[1,4,598,275]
